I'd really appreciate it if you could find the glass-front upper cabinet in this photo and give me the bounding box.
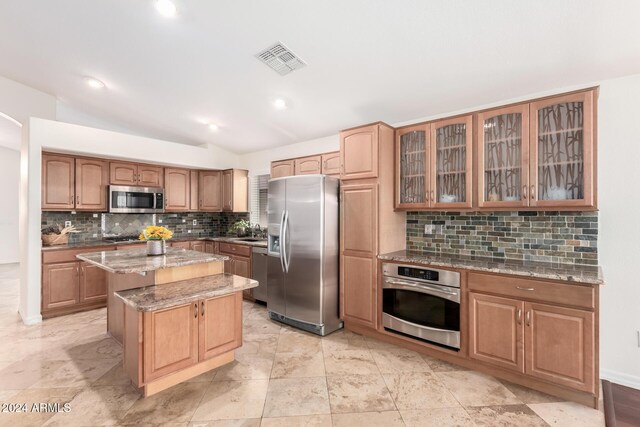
[430,115,473,209]
[395,124,429,209]
[530,91,595,208]
[477,105,530,208]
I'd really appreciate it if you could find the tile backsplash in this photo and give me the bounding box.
[406,211,598,265]
[42,211,250,243]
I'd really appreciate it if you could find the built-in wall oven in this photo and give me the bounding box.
[382,263,461,350]
[109,185,164,213]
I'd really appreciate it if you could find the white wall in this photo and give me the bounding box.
[0,147,20,264]
[0,75,56,124]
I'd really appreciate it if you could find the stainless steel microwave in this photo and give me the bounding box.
[109,185,164,213]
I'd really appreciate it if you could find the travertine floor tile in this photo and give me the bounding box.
[0,359,67,390]
[323,350,379,376]
[191,380,269,421]
[235,334,279,355]
[327,374,395,414]
[29,358,120,389]
[0,387,81,427]
[120,382,208,424]
[276,329,322,354]
[263,377,330,418]
[528,401,605,426]
[213,352,274,381]
[44,385,139,426]
[320,330,368,353]
[189,419,260,427]
[383,372,459,410]
[271,351,326,378]
[499,380,564,404]
[260,414,332,427]
[466,404,548,426]
[401,407,476,427]
[371,348,432,373]
[332,410,405,427]
[437,371,521,407]
[422,355,470,372]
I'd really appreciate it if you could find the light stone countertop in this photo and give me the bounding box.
[76,248,229,274]
[42,236,267,251]
[115,273,258,311]
[378,250,604,285]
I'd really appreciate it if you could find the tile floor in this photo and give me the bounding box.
[0,263,605,426]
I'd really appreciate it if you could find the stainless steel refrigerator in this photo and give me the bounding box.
[267,174,342,336]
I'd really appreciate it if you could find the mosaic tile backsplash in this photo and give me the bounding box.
[42,212,250,243]
[406,211,598,265]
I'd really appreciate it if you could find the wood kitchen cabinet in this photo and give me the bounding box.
[79,261,108,303]
[42,262,80,312]
[469,293,524,373]
[321,151,341,176]
[75,158,109,211]
[219,243,252,299]
[42,154,75,210]
[294,155,322,175]
[110,162,164,187]
[170,241,191,249]
[341,124,379,180]
[199,170,222,211]
[205,241,217,254]
[42,153,108,211]
[143,302,199,382]
[164,168,191,211]
[339,122,406,330]
[395,124,430,209]
[222,169,249,212]
[199,293,242,360]
[190,241,206,253]
[190,170,199,211]
[271,160,295,178]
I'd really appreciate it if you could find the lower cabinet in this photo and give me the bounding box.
[140,293,242,383]
[219,243,253,300]
[170,241,191,249]
[190,241,206,252]
[42,262,80,312]
[341,254,376,328]
[469,291,596,393]
[79,262,108,303]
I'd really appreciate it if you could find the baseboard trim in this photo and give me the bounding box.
[601,369,640,390]
[18,309,42,325]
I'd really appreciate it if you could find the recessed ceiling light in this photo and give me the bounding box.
[155,0,177,17]
[273,98,287,110]
[84,77,105,89]
[208,124,219,132]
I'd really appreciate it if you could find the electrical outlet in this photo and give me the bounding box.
[424,224,435,234]
[93,233,97,238]
[93,213,99,218]
[193,220,197,226]
[158,219,163,224]
[182,219,186,223]
[64,221,72,228]
[187,229,192,233]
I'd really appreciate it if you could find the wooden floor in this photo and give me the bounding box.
[603,380,640,426]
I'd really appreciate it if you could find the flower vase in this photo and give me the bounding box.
[147,240,166,256]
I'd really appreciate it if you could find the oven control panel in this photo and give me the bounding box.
[397,266,439,282]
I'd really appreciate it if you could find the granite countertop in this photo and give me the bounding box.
[42,236,267,251]
[76,248,229,274]
[115,273,258,311]
[378,250,604,285]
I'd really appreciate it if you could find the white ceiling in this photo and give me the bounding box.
[0,1,639,154]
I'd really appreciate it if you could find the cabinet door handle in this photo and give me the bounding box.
[431,190,435,202]
[194,303,198,318]
[530,185,535,200]
[516,309,522,324]
[522,185,528,200]
[516,286,535,291]
[201,302,205,316]
[526,311,531,326]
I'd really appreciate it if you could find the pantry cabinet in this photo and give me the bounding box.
[341,124,379,180]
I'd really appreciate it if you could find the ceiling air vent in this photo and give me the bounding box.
[255,42,306,76]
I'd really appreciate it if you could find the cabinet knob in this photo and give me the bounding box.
[530,185,535,200]
[201,301,205,316]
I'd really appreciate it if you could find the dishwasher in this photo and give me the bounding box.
[251,246,268,303]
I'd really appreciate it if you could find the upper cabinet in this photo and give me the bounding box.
[110,162,163,187]
[395,116,473,210]
[164,168,191,211]
[529,91,595,208]
[321,152,341,176]
[270,160,295,178]
[42,153,108,211]
[222,169,248,212]
[395,88,597,211]
[477,104,530,208]
[294,155,322,175]
[199,170,222,211]
[341,124,379,180]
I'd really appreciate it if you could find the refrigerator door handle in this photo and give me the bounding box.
[283,210,290,273]
[279,210,286,273]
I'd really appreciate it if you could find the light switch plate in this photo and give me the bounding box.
[158,219,163,223]
[193,220,197,225]
[93,213,98,218]
[64,221,72,228]
[187,230,192,233]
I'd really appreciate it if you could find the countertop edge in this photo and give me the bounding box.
[75,250,230,274]
[42,236,267,252]
[377,253,604,286]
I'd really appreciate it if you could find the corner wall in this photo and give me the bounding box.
[0,147,20,264]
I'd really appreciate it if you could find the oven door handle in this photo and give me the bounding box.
[384,279,460,301]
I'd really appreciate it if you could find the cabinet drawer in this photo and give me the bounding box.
[468,272,595,310]
[218,243,251,257]
[42,246,115,264]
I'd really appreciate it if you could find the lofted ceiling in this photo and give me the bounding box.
[0,115,21,151]
[0,1,639,154]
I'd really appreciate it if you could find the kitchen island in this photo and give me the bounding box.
[76,248,258,396]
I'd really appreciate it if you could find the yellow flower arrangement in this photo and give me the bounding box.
[139,225,173,241]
